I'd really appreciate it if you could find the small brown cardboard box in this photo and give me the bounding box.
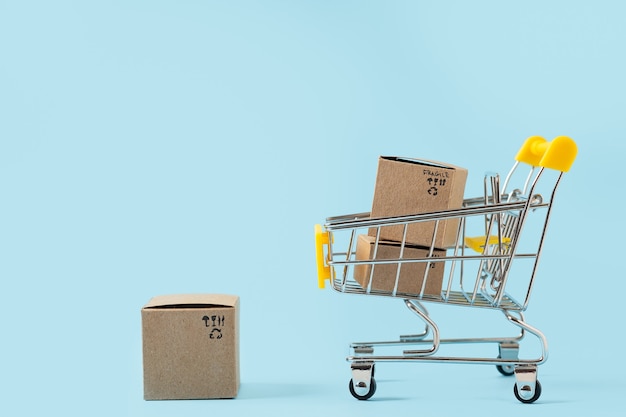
[142,294,240,400]
[354,234,445,296]
[369,156,468,248]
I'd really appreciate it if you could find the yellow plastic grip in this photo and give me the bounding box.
[515,135,578,172]
[315,224,331,289]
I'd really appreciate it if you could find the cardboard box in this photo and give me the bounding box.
[369,156,468,248]
[142,294,240,400]
[354,234,445,296]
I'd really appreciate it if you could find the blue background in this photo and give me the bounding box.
[1,1,623,415]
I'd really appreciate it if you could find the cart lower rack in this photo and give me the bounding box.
[315,136,577,403]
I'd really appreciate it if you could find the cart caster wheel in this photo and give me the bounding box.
[349,377,376,400]
[514,379,542,404]
[496,364,515,376]
[497,344,518,376]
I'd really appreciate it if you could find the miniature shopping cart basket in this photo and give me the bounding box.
[314,136,577,403]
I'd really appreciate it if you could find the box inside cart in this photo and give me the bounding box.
[141,294,240,400]
[369,157,468,248]
[354,234,445,296]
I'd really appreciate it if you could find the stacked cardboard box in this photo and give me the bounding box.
[354,157,468,296]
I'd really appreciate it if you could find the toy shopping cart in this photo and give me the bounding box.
[314,136,577,403]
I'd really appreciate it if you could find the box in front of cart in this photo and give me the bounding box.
[354,234,445,296]
[369,156,467,248]
[141,294,240,400]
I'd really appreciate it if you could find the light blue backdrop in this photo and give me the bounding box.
[1,1,623,415]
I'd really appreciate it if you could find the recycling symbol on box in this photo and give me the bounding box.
[427,177,446,196]
[202,315,225,340]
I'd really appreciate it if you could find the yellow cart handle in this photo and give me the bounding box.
[515,135,577,171]
[315,224,332,289]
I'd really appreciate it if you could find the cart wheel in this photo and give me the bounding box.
[513,379,542,404]
[349,377,377,400]
[496,364,515,376]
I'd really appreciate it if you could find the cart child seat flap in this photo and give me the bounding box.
[465,235,511,253]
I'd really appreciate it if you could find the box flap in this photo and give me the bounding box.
[143,294,239,309]
[359,234,432,250]
[380,156,467,172]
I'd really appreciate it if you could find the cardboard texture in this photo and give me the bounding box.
[142,294,240,400]
[369,156,468,248]
[354,234,445,296]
